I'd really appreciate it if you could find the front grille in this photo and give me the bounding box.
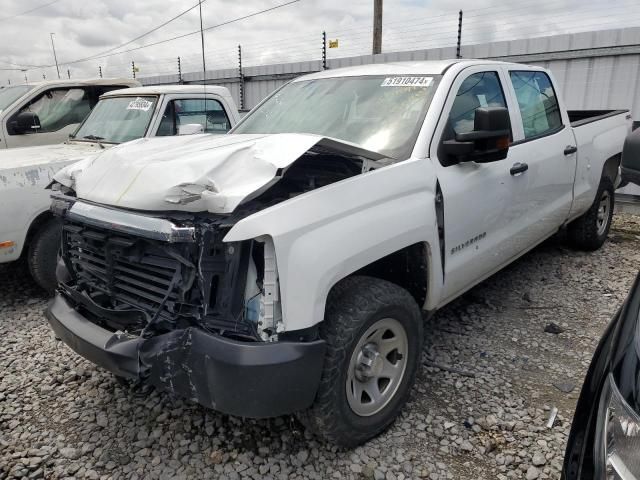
[61,216,256,339]
[63,222,196,334]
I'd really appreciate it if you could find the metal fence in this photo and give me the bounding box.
[140,26,640,123]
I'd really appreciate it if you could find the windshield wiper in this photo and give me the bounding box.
[82,135,105,140]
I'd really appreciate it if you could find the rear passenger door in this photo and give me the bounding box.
[505,69,576,242]
[432,66,533,302]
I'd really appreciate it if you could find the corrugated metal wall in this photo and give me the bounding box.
[141,26,640,121]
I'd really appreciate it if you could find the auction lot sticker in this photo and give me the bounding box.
[381,76,433,87]
[127,97,153,111]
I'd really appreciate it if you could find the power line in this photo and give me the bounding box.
[0,0,62,22]
[75,0,207,62]
[13,0,302,70]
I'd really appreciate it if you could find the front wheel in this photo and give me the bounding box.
[297,276,423,447]
[27,218,62,294]
[568,177,615,251]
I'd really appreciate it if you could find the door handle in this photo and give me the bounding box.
[510,162,528,175]
[564,145,577,155]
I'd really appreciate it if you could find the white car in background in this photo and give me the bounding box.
[0,84,239,291]
[0,78,140,149]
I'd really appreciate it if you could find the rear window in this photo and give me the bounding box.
[509,71,562,139]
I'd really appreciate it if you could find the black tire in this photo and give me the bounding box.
[567,177,615,251]
[27,218,62,294]
[297,276,423,447]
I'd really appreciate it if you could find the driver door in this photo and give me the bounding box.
[431,66,531,303]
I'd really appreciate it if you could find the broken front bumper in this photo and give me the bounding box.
[47,293,326,418]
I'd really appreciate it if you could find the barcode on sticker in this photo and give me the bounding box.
[127,97,153,111]
[381,77,433,87]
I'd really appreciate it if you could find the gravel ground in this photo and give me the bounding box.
[2,213,640,480]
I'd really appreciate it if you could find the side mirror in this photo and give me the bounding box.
[9,111,42,135]
[442,107,511,164]
[178,123,204,135]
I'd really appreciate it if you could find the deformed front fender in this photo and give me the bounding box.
[224,157,441,332]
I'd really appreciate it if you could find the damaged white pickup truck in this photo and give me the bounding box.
[46,60,631,446]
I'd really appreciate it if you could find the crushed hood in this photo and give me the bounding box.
[59,133,386,214]
[0,141,107,170]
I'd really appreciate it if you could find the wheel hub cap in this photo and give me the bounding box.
[597,191,611,236]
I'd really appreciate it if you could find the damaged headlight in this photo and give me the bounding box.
[600,374,640,479]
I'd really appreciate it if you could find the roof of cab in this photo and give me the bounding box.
[101,85,232,97]
[295,59,520,81]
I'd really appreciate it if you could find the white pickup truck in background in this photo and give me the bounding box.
[0,78,140,149]
[46,60,631,447]
[0,85,239,291]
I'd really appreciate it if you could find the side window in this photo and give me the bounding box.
[13,88,91,133]
[444,71,508,141]
[509,71,562,139]
[157,98,230,136]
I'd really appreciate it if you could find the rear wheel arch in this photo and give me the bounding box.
[601,153,621,184]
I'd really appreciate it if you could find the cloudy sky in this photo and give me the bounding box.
[0,0,638,83]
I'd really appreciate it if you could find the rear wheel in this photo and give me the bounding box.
[297,276,423,447]
[27,218,62,294]
[568,177,614,251]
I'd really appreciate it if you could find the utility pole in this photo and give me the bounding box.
[50,33,60,79]
[372,0,382,55]
[98,66,102,78]
[67,68,70,79]
[198,0,206,80]
[177,56,182,83]
[132,61,136,79]
[456,10,463,59]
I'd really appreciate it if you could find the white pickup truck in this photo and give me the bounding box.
[0,78,140,148]
[0,85,239,291]
[46,60,631,447]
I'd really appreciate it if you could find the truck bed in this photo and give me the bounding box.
[568,109,629,127]
[568,108,631,218]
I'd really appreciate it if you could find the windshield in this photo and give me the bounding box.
[233,75,441,159]
[0,85,32,113]
[73,95,158,144]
